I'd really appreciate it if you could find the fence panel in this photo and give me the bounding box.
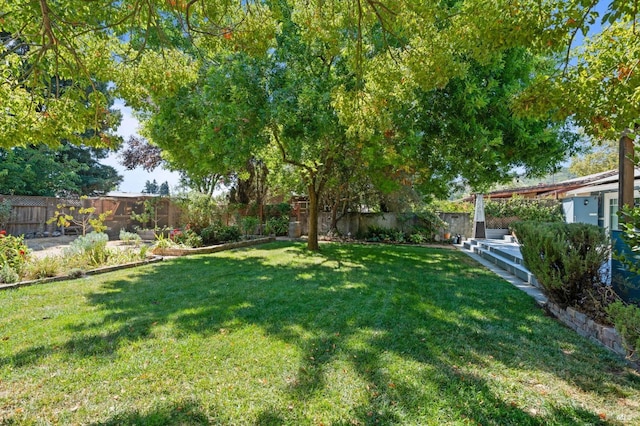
[0,195,181,239]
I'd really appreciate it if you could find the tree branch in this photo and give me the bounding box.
[562,0,598,75]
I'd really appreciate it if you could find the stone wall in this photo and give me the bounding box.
[546,302,630,359]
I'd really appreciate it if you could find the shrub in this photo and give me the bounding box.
[362,225,408,243]
[264,216,289,236]
[616,204,640,276]
[173,229,203,248]
[64,232,110,267]
[154,233,179,250]
[513,221,611,321]
[0,264,19,284]
[200,224,241,245]
[392,230,406,243]
[174,193,222,234]
[241,216,260,237]
[363,225,392,242]
[399,210,447,240]
[119,229,142,245]
[218,225,241,243]
[409,233,426,244]
[25,256,61,279]
[607,301,640,359]
[0,233,30,277]
[485,197,563,222]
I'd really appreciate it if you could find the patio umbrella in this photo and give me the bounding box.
[473,194,486,239]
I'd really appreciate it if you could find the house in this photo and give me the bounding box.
[563,168,640,232]
[479,169,640,232]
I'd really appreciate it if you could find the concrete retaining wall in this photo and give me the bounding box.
[296,211,473,240]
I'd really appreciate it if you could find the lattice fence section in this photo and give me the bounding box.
[486,216,520,230]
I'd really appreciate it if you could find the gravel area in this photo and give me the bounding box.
[25,236,144,258]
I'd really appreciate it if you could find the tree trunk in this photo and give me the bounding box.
[329,200,339,235]
[619,130,635,222]
[307,185,320,251]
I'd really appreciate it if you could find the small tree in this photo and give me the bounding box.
[47,197,111,236]
[130,198,162,230]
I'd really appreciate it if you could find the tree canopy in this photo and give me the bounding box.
[0,143,122,196]
[2,0,639,249]
[4,0,637,146]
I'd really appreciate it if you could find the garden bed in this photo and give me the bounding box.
[152,236,276,256]
[0,255,164,291]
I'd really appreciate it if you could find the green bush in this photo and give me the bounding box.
[218,225,241,243]
[616,204,640,275]
[399,210,447,239]
[0,233,30,277]
[173,229,203,248]
[607,301,640,359]
[485,197,563,222]
[64,232,110,267]
[409,233,426,244]
[0,264,19,284]
[362,225,392,242]
[264,216,289,236]
[513,221,611,320]
[200,223,242,245]
[241,216,260,237]
[175,193,222,234]
[119,229,142,245]
[362,225,408,243]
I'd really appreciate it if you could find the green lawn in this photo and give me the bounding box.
[1,242,638,425]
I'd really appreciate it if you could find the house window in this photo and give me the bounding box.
[609,197,640,231]
[610,198,619,231]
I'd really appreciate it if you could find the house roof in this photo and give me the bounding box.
[565,175,640,196]
[485,169,619,199]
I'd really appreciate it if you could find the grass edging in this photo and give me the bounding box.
[0,256,164,291]
[152,236,276,256]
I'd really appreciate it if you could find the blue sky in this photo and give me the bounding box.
[102,99,182,193]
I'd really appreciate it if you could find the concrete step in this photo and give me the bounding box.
[474,245,538,286]
[460,238,539,287]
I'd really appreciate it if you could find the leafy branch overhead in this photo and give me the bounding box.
[2,0,638,147]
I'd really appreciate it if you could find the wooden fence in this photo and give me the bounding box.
[0,195,181,240]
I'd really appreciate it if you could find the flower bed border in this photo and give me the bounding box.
[0,256,164,291]
[152,236,276,256]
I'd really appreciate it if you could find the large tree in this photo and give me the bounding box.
[4,0,634,250]
[0,143,122,196]
[569,139,618,177]
[140,2,579,250]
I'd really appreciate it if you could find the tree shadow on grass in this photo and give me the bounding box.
[3,241,638,424]
[88,399,210,426]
